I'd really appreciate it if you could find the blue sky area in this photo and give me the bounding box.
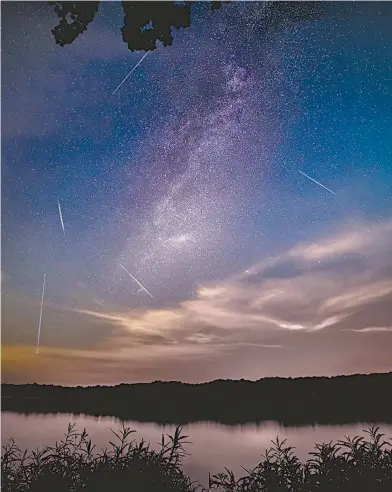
[2,2,392,385]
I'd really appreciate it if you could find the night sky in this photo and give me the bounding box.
[2,2,392,385]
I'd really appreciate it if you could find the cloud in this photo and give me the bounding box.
[349,327,392,333]
[3,218,392,383]
[55,217,392,345]
[288,220,392,263]
[289,231,367,262]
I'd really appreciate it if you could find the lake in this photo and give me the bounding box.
[2,412,392,487]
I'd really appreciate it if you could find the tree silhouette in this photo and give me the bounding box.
[49,1,326,53]
[50,2,101,47]
[49,1,222,52]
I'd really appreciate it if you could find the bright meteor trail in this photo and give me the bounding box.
[36,273,46,355]
[119,264,154,298]
[57,200,65,236]
[298,170,336,195]
[112,51,150,95]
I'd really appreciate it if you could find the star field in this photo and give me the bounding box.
[2,2,392,385]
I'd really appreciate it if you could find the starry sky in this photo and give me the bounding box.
[2,1,392,386]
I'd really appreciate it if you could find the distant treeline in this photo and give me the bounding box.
[2,372,392,425]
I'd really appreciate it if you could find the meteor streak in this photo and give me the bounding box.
[112,51,150,95]
[57,200,65,235]
[36,273,46,355]
[119,264,154,298]
[299,170,335,195]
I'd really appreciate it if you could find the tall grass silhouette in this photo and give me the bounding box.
[2,424,392,491]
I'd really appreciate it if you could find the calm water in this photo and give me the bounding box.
[3,412,392,487]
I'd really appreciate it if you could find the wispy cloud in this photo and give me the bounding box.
[349,327,392,333]
[3,218,392,383]
[50,217,392,344]
[288,220,392,263]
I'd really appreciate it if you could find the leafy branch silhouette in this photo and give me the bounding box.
[49,1,325,53]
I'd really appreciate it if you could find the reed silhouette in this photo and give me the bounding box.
[2,372,392,425]
[2,424,392,491]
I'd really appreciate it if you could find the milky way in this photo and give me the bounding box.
[116,60,276,301]
[2,2,392,384]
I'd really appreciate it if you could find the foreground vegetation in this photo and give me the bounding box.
[2,424,392,492]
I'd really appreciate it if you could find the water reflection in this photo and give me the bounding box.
[2,412,392,487]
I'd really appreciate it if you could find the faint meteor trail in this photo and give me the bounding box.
[36,273,46,355]
[299,170,336,195]
[57,200,66,236]
[119,264,154,298]
[112,51,150,95]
